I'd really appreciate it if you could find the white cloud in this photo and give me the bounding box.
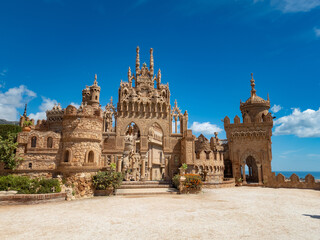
[0,69,7,77]
[0,85,37,121]
[271,104,282,113]
[29,97,58,121]
[70,102,80,108]
[271,0,320,13]
[274,108,320,137]
[314,27,320,38]
[190,121,223,135]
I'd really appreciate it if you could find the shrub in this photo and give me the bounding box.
[183,174,202,191]
[0,133,22,169]
[0,175,61,194]
[0,125,21,139]
[172,174,180,189]
[93,170,123,190]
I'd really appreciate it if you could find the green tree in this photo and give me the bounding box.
[0,133,22,169]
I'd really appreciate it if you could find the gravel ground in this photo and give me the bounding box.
[0,187,319,240]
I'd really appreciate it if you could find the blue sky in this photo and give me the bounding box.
[0,0,320,171]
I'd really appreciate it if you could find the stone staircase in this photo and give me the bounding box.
[115,181,178,196]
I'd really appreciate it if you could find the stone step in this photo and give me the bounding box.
[118,184,171,189]
[121,181,170,186]
[115,187,178,196]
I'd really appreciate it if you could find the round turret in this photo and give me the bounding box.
[89,74,101,108]
[60,104,103,168]
[240,74,270,122]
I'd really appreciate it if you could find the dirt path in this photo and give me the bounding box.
[1,187,319,240]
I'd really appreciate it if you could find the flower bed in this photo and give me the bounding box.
[0,175,61,194]
[183,174,202,193]
[172,173,202,194]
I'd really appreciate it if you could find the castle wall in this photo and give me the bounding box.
[266,172,320,190]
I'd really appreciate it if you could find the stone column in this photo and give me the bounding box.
[257,164,262,185]
[117,157,122,172]
[141,158,146,181]
[242,164,247,184]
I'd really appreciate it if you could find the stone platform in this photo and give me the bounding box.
[115,181,178,196]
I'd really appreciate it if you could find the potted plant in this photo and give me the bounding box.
[22,120,32,132]
[181,174,202,194]
[92,163,123,196]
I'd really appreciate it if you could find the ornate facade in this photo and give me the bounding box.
[13,47,227,183]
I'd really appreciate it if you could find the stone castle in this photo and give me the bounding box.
[13,47,275,188]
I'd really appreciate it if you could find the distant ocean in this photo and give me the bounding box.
[274,171,320,180]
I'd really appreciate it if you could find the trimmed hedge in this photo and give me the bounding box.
[0,175,61,194]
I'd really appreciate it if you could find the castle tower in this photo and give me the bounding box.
[89,74,101,108]
[240,73,270,122]
[224,74,273,185]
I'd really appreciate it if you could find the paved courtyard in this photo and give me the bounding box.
[1,187,319,240]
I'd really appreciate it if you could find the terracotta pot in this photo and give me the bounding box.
[94,188,114,196]
[22,127,31,132]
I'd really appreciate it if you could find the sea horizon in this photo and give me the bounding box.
[273,171,320,180]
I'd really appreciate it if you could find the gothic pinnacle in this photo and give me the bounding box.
[250,73,256,97]
[136,46,140,74]
[150,48,154,74]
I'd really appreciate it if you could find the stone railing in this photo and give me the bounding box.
[266,172,320,190]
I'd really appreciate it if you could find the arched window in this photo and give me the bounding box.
[88,151,94,163]
[47,137,53,148]
[31,137,37,148]
[28,163,32,169]
[64,150,70,162]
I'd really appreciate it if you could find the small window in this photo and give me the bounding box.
[31,137,37,148]
[95,96,98,100]
[206,152,210,160]
[47,137,53,148]
[64,150,70,162]
[28,163,32,169]
[88,151,94,163]
[160,152,162,163]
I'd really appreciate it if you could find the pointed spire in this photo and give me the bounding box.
[110,96,113,105]
[94,74,98,86]
[136,46,140,74]
[174,99,178,108]
[250,73,256,97]
[150,48,154,74]
[23,104,27,118]
[158,69,161,83]
[128,67,132,86]
[267,93,270,101]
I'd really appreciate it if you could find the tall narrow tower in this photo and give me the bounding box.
[89,74,101,108]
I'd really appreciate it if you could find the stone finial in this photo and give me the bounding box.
[94,74,98,86]
[150,48,154,74]
[267,93,270,102]
[110,96,113,104]
[23,103,27,118]
[136,46,140,74]
[250,73,256,97]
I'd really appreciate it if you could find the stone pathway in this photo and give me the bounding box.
[1,187,320,240]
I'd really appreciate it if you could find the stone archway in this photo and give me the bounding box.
[240,150,263,184]
[245,156,258,183]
